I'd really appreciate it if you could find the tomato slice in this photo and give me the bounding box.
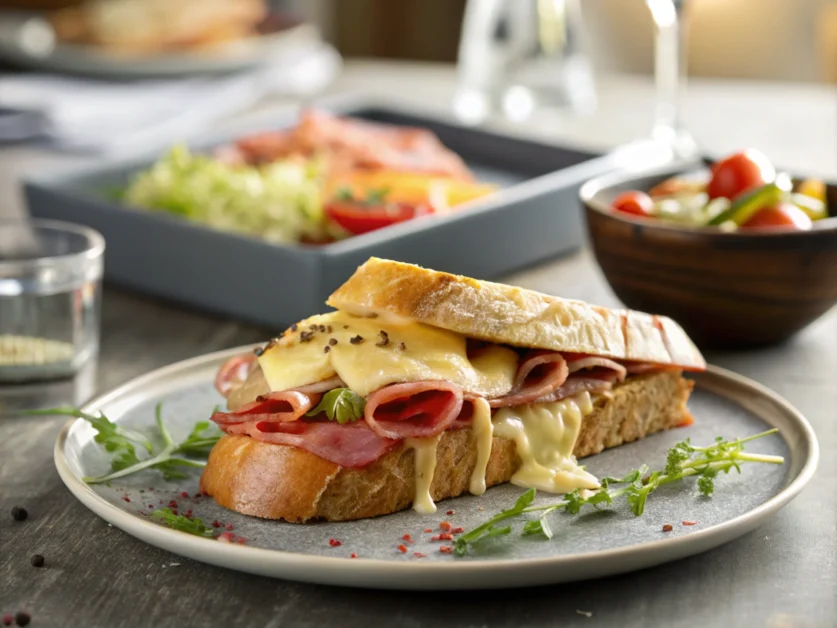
[611,191,655,217]
[740,203,813,231]
[325,201,433,235]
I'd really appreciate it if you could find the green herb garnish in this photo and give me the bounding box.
[306,388,366,424]
[365,187,390,204]
[30,403,222,484]
[454,429,784,556]
[151,508,214,538]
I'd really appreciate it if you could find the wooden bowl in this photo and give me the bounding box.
[580,165,837,349]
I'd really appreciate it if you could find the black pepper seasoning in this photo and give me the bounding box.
[323,346,331,354]
[328,338,338,346]
[376,331,390,347]
[318,325,327,333]
[299,331,314,343]
[349,335,364,345]
[14,612,30,627]
[253,346,264,357]
[30,555,44,568]
[399,342,407,351]
[325,325,333,333]
[290,323,298,332]
[343,325,349,329]
[10,506,27,522]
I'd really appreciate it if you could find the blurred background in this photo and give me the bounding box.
[0,0,835,82]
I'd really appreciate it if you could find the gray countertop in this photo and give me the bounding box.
[1,62,836,627]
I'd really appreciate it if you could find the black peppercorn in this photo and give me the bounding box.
[30,554,45,568]
[11,506,27,521]
[14,612,30,627]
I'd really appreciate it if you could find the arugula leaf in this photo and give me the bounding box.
[454,429,785,556]
[151,508,214,538]
[32,405,222,484]
[306,388,366,424]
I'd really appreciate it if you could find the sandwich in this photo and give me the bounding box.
[200,258,706,522]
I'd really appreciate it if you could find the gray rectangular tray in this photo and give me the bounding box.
[23,98,615,328]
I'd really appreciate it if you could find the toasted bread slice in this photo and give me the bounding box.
[201,370,693,522]
[326,258,704,369]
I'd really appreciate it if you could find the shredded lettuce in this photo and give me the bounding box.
[123,145,328,244]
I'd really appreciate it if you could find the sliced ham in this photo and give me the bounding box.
[488,350,568,408]
[364,380,464,439]
[215,354,259,398]
[624,363,678,375]
[226,419,400,468]
[537,371,622,403]
[566,356,627,382]
[211,391,321,426]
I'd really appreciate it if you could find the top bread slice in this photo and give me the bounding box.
[327,258,705,369]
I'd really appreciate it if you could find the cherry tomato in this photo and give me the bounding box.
[707,149,775,200]
[611,191,654,217]
[325,201,433,235]
[740,202,813,231]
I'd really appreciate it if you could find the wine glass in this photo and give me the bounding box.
[613,0,698,169]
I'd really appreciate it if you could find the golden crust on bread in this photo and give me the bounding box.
[326,258,705,369]
[200,371,693,522]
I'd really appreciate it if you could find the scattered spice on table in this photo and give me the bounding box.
[446,510,455,515]
[402,534,413,543]
[439,521,452,531]
[30,554,44,568]
[10,506,27,522]
[2,613,12,626]
[662,524,673,532]
[439,546,453,554]
[682,520,698,526]
[14,612,31,627]
[397,544,408,554]
[329,538,342,547]
[423,528,432,533]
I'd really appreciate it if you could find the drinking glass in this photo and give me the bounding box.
[645,0,697,159]
[0,219,104,383]
[453,0,595,125]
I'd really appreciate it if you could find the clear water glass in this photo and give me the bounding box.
[0,219,104,383]
[453,0,595,125]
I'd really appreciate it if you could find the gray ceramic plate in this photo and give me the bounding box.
[54,346,818,590]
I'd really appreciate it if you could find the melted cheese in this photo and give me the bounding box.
[405,434,442,514]
[492,393,599,493]
[468,398,493,495]
[258,312,518,397]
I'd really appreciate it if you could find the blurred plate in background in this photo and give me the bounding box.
[0,11,322,78]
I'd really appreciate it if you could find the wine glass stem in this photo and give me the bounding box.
[651,2,689,144]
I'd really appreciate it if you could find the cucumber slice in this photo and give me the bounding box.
[706,183,784,227]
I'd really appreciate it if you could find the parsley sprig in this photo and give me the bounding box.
[306,388,365,424]
[455,429,784,555]
[151,508,214,538]
[31,403,222,484]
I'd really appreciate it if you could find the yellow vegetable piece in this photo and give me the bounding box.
[796,178,826,203]
[325,170,497,210]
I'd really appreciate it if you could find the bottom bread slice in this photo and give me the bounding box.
[200,370,694,522]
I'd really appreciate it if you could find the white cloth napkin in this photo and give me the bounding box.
[0,42,341,154]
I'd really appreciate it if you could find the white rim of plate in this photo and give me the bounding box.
[54,347,820,589]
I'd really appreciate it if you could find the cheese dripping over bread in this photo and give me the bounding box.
[257,311,600,513]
